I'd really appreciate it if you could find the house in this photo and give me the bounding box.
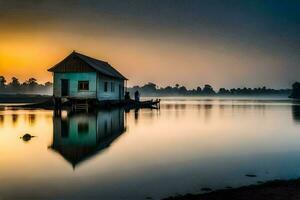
[50,109,126,168]
[48,51,128,102]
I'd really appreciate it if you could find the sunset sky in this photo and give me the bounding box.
[0,0,299,88]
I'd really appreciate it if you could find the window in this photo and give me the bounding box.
[78,81,89,91]
[104,82,108,92]
[111,82,115,92]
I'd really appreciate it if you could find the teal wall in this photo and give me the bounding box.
[54,72,97,98]
[53,72,124,101]
[97,74,125,101]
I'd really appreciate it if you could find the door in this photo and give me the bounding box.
[61,79,69,97]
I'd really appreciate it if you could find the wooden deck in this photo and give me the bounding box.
[53,97,161,112]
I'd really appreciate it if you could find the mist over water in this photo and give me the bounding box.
[0,98,300,199]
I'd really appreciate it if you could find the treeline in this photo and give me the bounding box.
[0,75,293,97]
[128,82,291,97]
[0,76,53,95]
[290,82,300,99]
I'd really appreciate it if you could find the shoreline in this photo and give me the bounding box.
[0,94,51,103]
[0,94,160,110]
[164,178,300,200]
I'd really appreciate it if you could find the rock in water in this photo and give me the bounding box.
[21,133,35,141]
[245,174,257,178]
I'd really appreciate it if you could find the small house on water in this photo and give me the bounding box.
[48,51,127,107]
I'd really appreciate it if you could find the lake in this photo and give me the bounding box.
[0,97,300,199]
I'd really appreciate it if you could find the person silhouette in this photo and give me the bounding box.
[134,90,140,102]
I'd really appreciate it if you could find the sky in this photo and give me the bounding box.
[0,0,299,88]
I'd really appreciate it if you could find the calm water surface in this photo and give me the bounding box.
[0,97,300,199]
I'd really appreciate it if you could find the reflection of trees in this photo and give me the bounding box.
[292,104,300,123]
[12,114,18,125]
[27,114,36,126]
[204,104,213,121]
[0,115,3,126]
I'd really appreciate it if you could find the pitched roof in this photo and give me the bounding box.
[48,51,128,80]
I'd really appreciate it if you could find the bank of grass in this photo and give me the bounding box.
[164,178,300,200]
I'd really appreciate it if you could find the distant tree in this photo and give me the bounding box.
[190,89,197,95]
[290,82,300,99]
[178,86,187,94]
[127,83,290,97]
[141,82,157,93]
[218,88,230,95]
[7,77,21,92]
[28,78,38,86]
[44,81,53,87]
[24,78,38,89]
[196,86,202,93]
[132,85,141,91]
[43,81,53,94]
[21,77,38,93]
[0,76,6,87]
[164,86,173,94]
[10,77,20,87]
[0,76,6,92]
[241,87,250,94]
[202,84,215,95]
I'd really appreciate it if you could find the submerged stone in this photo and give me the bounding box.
[20,133,35,142]
[245,174,257,178]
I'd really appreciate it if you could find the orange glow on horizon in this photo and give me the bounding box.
[0,30,289,88]
[0,35,67,83]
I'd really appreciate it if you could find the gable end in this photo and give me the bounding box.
[48,53,96,73]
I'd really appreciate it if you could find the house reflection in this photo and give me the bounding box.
[50,109,126,168]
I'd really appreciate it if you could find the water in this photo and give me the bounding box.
[0,98,300,199]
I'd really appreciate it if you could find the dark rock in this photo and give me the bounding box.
[20,133,35,141]
[245,174,257,178]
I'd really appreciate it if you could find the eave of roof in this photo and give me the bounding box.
[48,51,128,80]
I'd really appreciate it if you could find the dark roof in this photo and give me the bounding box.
[48,51,128,80]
